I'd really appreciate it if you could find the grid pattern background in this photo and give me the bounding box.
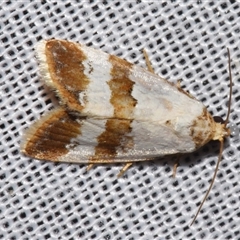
[1,1,240,239]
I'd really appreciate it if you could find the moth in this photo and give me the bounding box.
[21,39,232,224]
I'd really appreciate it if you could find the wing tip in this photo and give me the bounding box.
[20,108,68,160]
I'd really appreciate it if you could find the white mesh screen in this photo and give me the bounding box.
[1,1,240,239]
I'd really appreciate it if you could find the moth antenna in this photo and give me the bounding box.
[225,48,233,126]
[190,140,224,226]
[190,49,232,226]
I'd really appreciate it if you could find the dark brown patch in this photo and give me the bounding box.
[22,108,82,161]
[90,119,133,161]
[91,54,137,161]
[108,54,137,118]
[45,40,90,111]
[165,120,172,126]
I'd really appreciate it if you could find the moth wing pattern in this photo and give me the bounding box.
[22,107,201,163]
[22,39,227,166]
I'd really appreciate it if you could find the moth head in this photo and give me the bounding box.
[213,116,231,140]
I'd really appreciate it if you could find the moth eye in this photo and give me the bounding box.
[213,116,224,124]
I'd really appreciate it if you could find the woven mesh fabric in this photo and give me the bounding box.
[1,1,240,239]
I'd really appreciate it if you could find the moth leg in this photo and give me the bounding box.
[86,163,94,171]
[172,158,179,178]
[117,162,133,177]
[176,80,197,100]
[143,49,155,74]
[176,80,182,88]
